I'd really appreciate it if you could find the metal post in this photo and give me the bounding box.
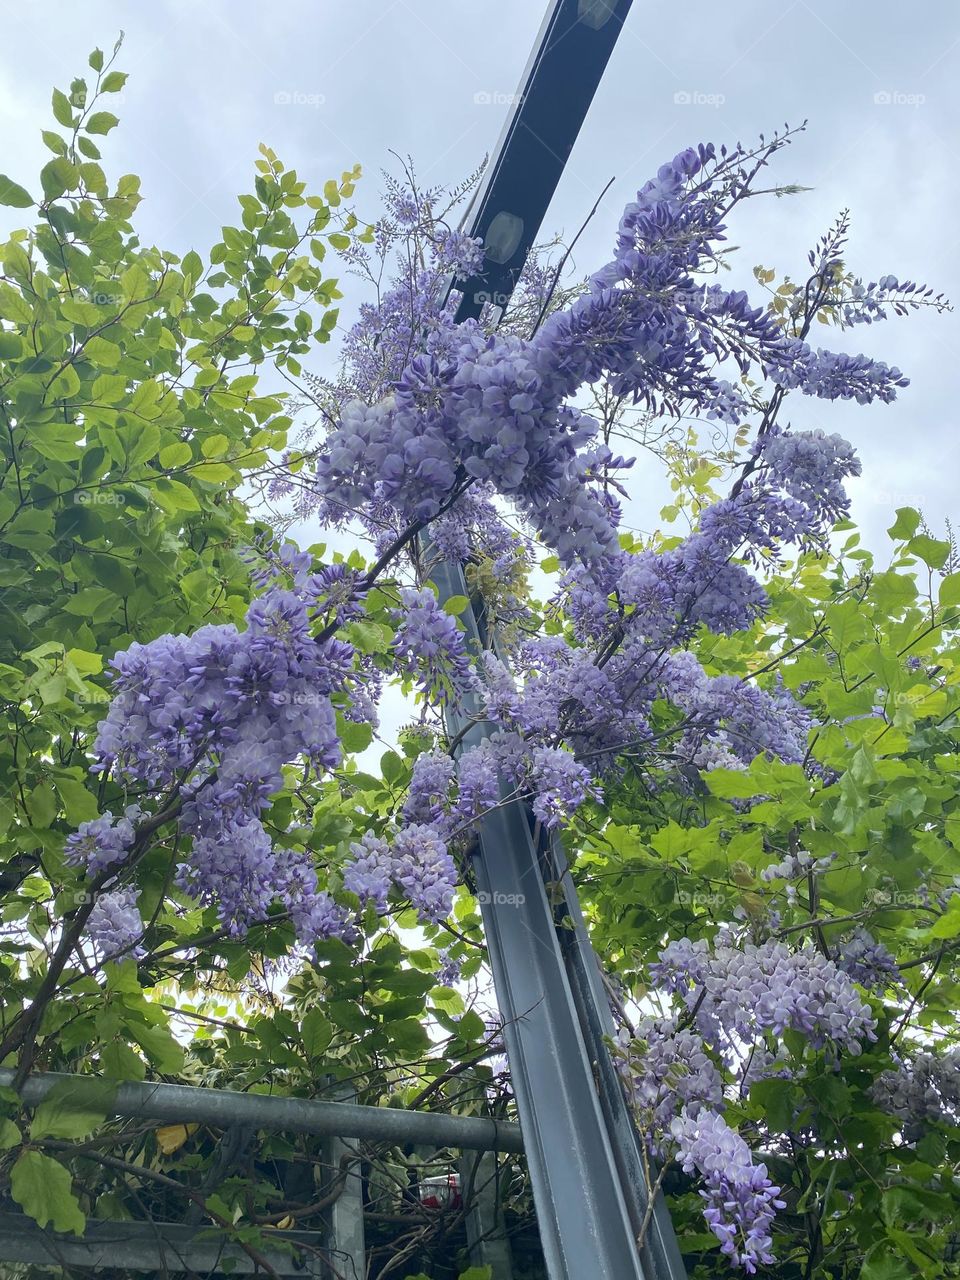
[0,1070,523,1153]
[0,1211,328,1276]
[321,1085,366,1280]
[431,557,653,1280]
[460,1150,515,1279]
[550,834,689,1276]
[423,2,690,1273]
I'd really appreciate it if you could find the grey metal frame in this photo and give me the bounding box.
[1,4,691,1277]
[426,0,690,1272]
[0,1069,522,1154]
[0,1069,524,1277]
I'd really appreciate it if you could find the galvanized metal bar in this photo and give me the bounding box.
[323,1087,366,1280]
[550,834,690,1277]
[460,1150,515,1279]
[0,1212,326,1276]
[0,1069,522,1153]
[428,1,691,1270]
[449,0,635,321]
[431,555,649,1280]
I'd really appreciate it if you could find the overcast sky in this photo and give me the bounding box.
[3,1,959,551]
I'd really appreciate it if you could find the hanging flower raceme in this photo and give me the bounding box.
[671,1109,786,1274]
[650,934,877,1055]
[75,588,358,949]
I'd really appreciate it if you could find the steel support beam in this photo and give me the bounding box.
[550,834,689,1276]
[322,1088,366,1280]
[451,0,634,321]
[431,557,652,1280]
[460,1150,515,1279]
[0,1212,326,1276]
[427,2,690,1273]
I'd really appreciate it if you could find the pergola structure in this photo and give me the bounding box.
[3,4,691,1278]
[431,3,688,1277]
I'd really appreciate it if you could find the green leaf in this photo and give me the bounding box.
[704,768,763,799]
[301,1010,333,1059]
[84,112,119,136]
[340,720,373,754]
[457,1269,493,1280]
[0,282,33,324]
[55,777,100,825]
[28,781,58,828]
[190,462,235,483]
[154,479,202,514]
[88,48,104,71]
[927,896,960,939]
[887,507,921,541]
[159,442,193,468]
[40,157,79,201]
[749,1077,802,1132]
[181,249,203,282]
[11,1150,85,1235]
[48,364,82,399]
[29,1077,114,1140]
[907,534,951,570]
[939,571,960,609]
[859,1242,915,1280]
[0,1118,21,1150]
[51,88,75,128]
[101,71,128,94]
[129,1020,185,1073]
[0,174,34,207]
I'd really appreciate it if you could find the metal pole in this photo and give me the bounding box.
[425,1,690,1274]
[432,559,652,1280]
[0,1212,326,1276]
[0,1070,522,1154]
[322,1088,366,1280]
[0,1213,327,1274]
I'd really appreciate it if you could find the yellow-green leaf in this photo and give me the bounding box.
[11,1150,86,1236]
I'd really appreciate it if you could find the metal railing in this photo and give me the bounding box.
[0,1069,522,1278]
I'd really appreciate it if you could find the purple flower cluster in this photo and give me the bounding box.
[754,428,861,526]
[85,887,144,964]
[435,946,462,986]
[343,832,393,912]
[760,850,835,882]
[651,935,876,1055]
[454,742,501,824]
[314,135,913,576]
[392,824,457,923]
[83,589,354,945]
[65,808,139,877]
[671,1108,785,1273]
[341,823,458,925]
[393,587,478,703]
[872,1049,960,1127]
[839,273,946,327]
[621,1019,724,1138]
[765,344,908,404]
[836,928,900,991]
[661,653,813,769]
[403,751,457,829]
[526,745,600,828]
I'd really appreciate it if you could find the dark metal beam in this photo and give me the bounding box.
[428,1,690,1274]
[451,0,632,321]
[431,556,653,1280]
